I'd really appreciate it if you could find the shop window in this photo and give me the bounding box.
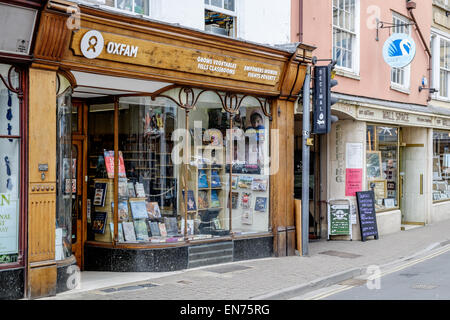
[439,38,449,99]
[432,131,450,201]
[86,89,270,244]
[0,64,21,265]
[366,125,399,211]
[105,0,150,16]
[332,0,358,72]
[205,0,236,38]
[55,80,73,261]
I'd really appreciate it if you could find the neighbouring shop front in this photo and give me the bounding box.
[22,0,314,298]
[317,95,450,241]
[0,0,41,300]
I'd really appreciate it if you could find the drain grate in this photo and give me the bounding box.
[319,250,362,259]
[205,264,252,274]
[100,282,158,293]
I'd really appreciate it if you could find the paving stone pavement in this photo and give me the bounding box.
[42,219,450,300]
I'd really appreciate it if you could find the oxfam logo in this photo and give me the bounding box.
[80,30,104,59]
[382,33,416,68]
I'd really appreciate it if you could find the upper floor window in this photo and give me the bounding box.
[390,13,412,91]
[332,0,358,72]
[204,0,236,38]
[105,0,150,16]
[439,38,450,98]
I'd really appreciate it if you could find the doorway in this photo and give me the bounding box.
[71,100,88,269]
[399,127,427,225]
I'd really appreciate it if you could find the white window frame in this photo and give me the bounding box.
[431,28,450,101]
[101,0,151,17]
[390,12,412,93]
[204,0,238,38]
[205,0,236,16]
[332,0,360,77]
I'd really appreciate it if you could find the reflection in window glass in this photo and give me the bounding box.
[433,131,450,201]
[56,87,73,260]
[366,125,399,211]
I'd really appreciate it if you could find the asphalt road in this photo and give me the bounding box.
[321,248,450,300]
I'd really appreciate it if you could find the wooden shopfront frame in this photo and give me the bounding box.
[30,0,314,271]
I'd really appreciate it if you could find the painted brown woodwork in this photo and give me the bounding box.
[28,188,56,262]
[270,99,289,256]
[28,67,58,298]
[70,28,282,87]
[27,264,57,298]
[35,2,314,96]
[33,10,71,63]
[28,68,57,183]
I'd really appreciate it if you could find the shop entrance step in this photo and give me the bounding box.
[401,224,424,231]
[188,241,234,269]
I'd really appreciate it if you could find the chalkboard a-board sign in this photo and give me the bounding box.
[356,191,379,241]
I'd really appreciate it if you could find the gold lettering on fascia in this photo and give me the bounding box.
[244,65,278,81]
[416,117,432,123]
[197,56,237,75]
[106,42,139,57]
[358,109,375,117]
[383,111,409,122]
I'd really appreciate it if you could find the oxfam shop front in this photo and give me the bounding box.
[30,1,313,280]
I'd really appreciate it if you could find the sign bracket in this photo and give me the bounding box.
[375,19,416,41]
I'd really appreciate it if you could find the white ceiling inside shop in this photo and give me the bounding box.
[71,71,172,98]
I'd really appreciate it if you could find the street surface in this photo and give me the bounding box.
[297,245,450,300]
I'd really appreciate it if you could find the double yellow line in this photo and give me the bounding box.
[307,244,450,300]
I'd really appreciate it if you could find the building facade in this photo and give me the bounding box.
[293,0,450,241]
[0,0,313,299]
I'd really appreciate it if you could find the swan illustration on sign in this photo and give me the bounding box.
[382,33,416,68]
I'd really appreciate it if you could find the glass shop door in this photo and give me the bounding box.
[71,101,88,269]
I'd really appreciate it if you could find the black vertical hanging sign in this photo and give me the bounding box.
[312,65,328,134]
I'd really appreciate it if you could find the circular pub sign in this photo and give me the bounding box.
[382,33,416,68]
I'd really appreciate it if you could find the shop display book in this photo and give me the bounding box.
[146,201,161,219]
[134,182,146,198]
[92,212,107,234]
[109,222,125,242]
[111,201,129,221]
[149,221,160,237]
[211,170,221,187]
[129,200,148,219]
[122,221,137,242]
[251,178,267,192]
[238,176,253,189]
[254,197,267,212]
[134,219,150,241]
[104,150,126,179]
[93,182,108,206]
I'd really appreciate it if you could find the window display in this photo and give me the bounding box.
[86,89,271,244]
[366,125,399,211]
[0,64,20,264]
[55,84,73,260]
[432,131,450,201]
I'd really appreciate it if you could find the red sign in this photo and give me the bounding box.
[345,168,362,197]
[104,150,126,179]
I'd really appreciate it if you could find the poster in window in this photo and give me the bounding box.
[433,155,442,180]
[368,179,387,201]
[366,151,382,179]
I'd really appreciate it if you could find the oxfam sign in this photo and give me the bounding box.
[382,33,416,68]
